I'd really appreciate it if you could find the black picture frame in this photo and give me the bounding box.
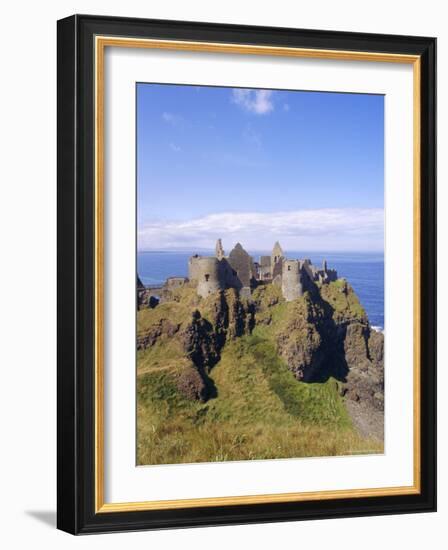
[57,14,436,534]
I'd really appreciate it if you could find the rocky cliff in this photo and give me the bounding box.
[137,279,384,417]
[137,287,255,401]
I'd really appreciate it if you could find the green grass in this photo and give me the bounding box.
[137,286,199,338]
[320,280,367,323]
[137,332,381,465]
[137,338,191,375]
[244,335,350,425]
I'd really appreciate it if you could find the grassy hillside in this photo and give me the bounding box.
[137,329,382,465]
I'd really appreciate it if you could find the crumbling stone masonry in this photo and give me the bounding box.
[138,240,339,305]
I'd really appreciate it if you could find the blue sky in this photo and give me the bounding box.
[137,84,384,252]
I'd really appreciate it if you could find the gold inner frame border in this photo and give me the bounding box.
[94,35,421,513]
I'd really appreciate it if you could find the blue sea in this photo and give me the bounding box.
[137,251,384,331]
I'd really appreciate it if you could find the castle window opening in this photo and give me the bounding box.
[288,265,291,271]
[205,274,210,281]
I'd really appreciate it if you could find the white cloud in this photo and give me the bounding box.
[138,208,384,252]
[169,143,181,152]
[231,89,274,115]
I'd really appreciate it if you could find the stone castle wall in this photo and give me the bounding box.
[165,277,187,290]
[189,256,224,298]
[281,260,304,301]
[189,243,256,298]
[144,241,340,304]
[228,243,254,291]
[188,255,201,281]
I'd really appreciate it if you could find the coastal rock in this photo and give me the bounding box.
[342,324,384,410]
[137,279,384,417]
[182,310,220,371]
[176,365,209,401]
[275,298,326,381]
[270,283,384,411]
[368,329,384,364]
[181,290,254,370]
[136,319,180,350]
[343,322,371,373]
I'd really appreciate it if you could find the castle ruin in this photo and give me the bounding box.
[189,240,337,300]
[138,240,338,306]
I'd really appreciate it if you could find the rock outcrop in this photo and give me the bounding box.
[137,319,180,350]
[137,287,254,401]
[137,279,384,416]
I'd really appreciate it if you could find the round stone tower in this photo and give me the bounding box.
[188,255,201,281]
[281,260,303,301]
[195,257,223,298]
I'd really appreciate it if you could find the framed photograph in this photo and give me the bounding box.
[57,15,436,534]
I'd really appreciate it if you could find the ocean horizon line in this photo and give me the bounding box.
[137,248,385,256]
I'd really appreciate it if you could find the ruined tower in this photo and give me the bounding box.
[271,241,284,279]
[281,259,304,301]
[215,238,225,260]
[301,258,315,281]
[258,255,271,280]
[188,255,201,281]
[228,243,254,298]
[193,257,224,298]
[186,239,337,301]
[271,241,283,264]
